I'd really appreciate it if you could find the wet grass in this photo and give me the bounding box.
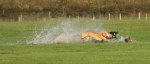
[0,43,150,64]
[0,18,150,64]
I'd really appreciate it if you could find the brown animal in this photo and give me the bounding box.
[80,32,112,42]
[125,37,132,43]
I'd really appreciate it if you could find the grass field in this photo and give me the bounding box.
[0,18,150,64]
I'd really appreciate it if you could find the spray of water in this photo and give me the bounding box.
[28,19,105,44]
[110,36,126,43]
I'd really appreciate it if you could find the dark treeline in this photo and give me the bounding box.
[0,0,150,18]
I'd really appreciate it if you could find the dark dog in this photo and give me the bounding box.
[109,31,118,39]
[125,37,132,43]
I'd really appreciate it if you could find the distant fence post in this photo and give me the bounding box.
[119,13,122,20]
[109,13,110,20]
[49,11,51,19]
[138,12,141,20]
[145,13,148,20]
[18,13,23,22]
[2,10,5,15]
[93,15,95,20]
[77,16,80,20]
[68,16,71,19]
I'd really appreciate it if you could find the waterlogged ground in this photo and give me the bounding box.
[0,18,150,64]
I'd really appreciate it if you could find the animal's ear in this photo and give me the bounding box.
[109,31,119,34]
[109,32,114,34]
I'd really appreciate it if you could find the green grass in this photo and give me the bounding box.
[0,18,150,64]
[0,19,61,44]
[102,19,150,42]
[1,43,150,64]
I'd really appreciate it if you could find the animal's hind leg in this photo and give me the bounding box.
[100,40,104,43]
[81,37,90,43]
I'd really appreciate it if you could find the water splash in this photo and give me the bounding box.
[28,19,105,44]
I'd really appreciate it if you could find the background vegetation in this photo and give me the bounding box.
[0,0,150,18]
